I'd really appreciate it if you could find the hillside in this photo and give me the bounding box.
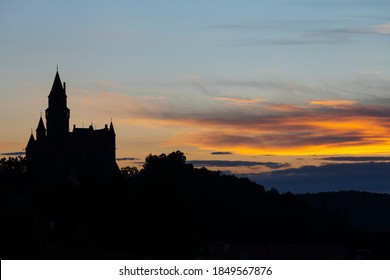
[298,191,390,232]
[1,152,390,259]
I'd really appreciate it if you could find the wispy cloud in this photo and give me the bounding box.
[244,22,390,47]
[211,151,233,155]
[335,22,390,35]
[203,25,259,30]
[239,38,340,46]
[305,22,390,44]
[322,156,390,162]
[168,98,390,155]
[183,128,386,155]
[116,157,140,161]
[189,160,290,169]
[71,73,390,156]
[215,96,264,105]
[309,100,357,107]
[1,151,25,156]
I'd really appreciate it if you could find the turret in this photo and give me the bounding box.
[36,116,46,142]
[26,133,36,150]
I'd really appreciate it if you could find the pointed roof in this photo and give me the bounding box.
[26,133,36,149]
[49,70,65,97]
[109,121,116,136]
[36,117,46,131]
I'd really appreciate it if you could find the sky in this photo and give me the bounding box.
[1,0,390,193]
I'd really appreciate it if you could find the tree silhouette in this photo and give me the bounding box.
[0,156,26,175]
[1,151,390,259]
[120,166,139,179]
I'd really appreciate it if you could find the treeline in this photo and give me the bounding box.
[1,152,389,259]
[298,191,390,232]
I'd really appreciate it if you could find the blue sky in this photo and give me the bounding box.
[1,0,390,192]
[2,0,389,82]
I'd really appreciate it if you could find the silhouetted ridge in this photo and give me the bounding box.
[1,153,390,259]
[299,191,390,231]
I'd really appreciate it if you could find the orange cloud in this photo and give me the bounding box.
[68,88,390,157]
[163,109,390,156]
[309,100,357,107]
[267,103,306,112]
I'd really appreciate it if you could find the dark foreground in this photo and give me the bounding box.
[1,153,390,259]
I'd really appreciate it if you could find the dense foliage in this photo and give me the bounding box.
[1,152,389,259]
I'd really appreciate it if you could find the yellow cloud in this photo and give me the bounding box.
[309,100,357,107]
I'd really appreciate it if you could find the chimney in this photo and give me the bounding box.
[63,82,66,92]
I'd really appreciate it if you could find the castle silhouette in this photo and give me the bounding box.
[26,70,118,181]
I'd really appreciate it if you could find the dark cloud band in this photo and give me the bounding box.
[189,160,290,169]
[1,151,25,156]
[244,162,390,194]
[322,156,390,162]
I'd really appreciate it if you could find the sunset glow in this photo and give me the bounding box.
[1,0,390,191]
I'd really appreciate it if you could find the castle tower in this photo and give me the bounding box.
[45,70,70,142]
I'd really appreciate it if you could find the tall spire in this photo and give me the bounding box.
[49,69,65,97]
[109,120,116,136]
